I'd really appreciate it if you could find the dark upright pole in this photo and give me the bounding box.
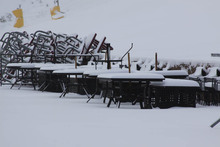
[106,43,111,69]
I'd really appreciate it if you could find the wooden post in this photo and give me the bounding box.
[106,43,111,69]
[75,56,77,69]
[128,53,131,73]
[155,52,158,71]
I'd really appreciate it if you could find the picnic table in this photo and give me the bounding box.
[97,73,165,109]
[146,70,188,79]
[150,78,200,108]
[52,69,86,97]
[83,68,128,102]
[38,64,77,91]
[6,63,38,89]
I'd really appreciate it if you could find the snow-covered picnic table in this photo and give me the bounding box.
[6,63,39,89]
[38,64,82,91]
[52,68,87,98]
[150,78,200,87]
[150,78,200,108]
[83,68,129,102]
[97,73,165,109]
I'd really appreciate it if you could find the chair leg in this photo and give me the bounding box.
[107,98,112,107]
[117,101,121,108]
[139,101,144,109]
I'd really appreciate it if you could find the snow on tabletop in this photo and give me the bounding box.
[39,65,76,71]
[53,68,86,74]
[19,63,36,68]
[98,73,165,79]
[150,78,200,87]
[7,63,35,68]
[146,70,188,76]
[83,68,128,76]
[6,63,22,67]
[33,63,53,68]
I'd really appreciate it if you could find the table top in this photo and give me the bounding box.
[83,68,128,77]
[52,69,85,75]
[98,73,165,81]
[7,63,36,69]
[150,78,200,87]
[145,70,188,76]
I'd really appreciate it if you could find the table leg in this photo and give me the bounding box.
[144,85,152,109]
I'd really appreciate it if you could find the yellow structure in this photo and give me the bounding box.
[50,6,64,20]
[12,9,24,28]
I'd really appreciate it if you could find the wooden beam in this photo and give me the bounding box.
[128,53,131,73]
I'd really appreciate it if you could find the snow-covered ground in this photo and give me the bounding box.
[0,85,220,147]
[1,1,220,146]
[1,0,220,61]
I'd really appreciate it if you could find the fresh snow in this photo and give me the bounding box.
[150,78,200,87]
[52,68,85,74]
[0,85,220,147]
[83,68,128,76]
[146,70,188,76]
[98,72,165,79]
[205,67,220,78]
[1,0,220,147]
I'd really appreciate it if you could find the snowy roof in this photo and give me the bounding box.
[98,73,165,80]
[150,78,200,87]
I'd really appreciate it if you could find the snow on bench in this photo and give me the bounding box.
[189,67,207,79]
